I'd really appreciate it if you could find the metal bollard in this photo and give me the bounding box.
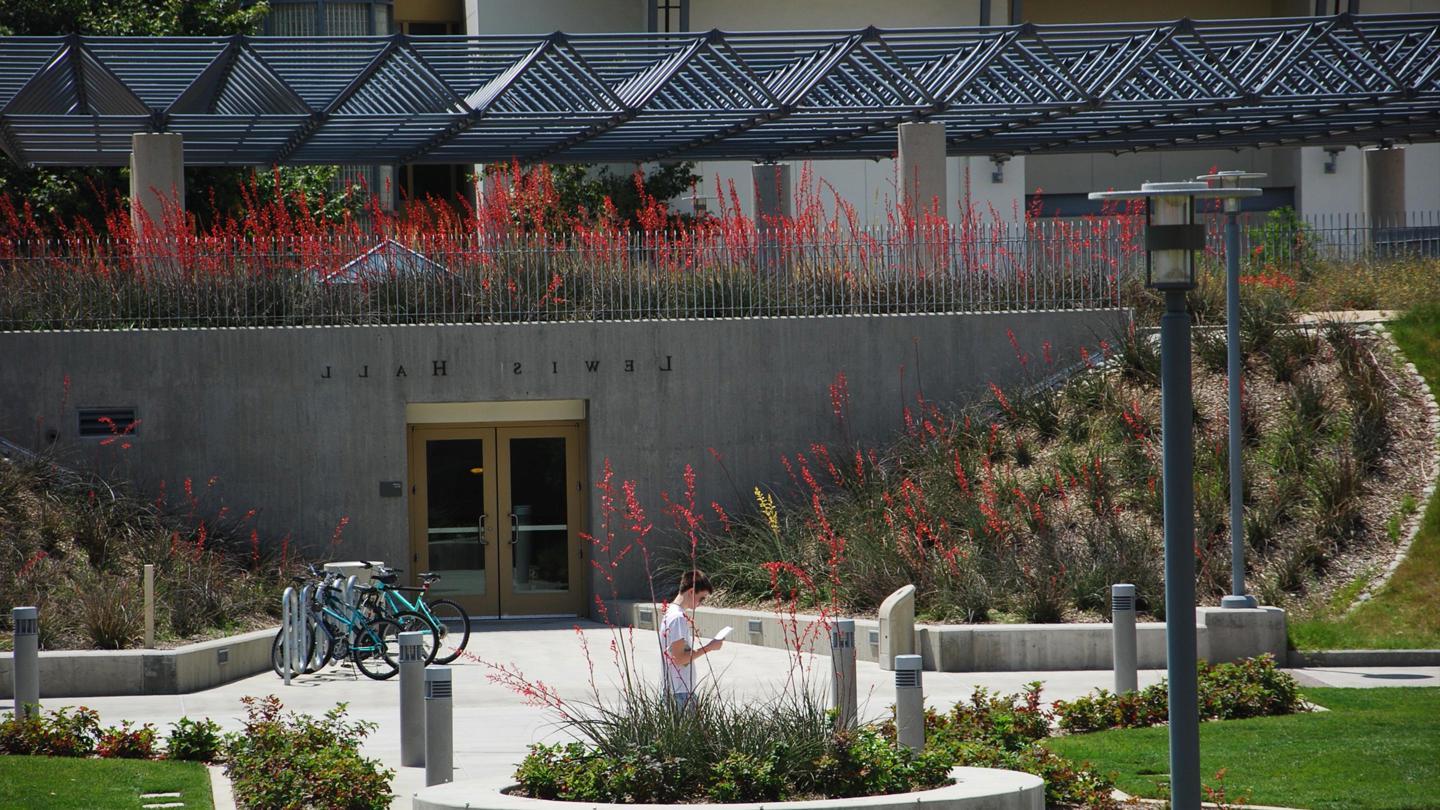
[424,666,453,787]
[143,564,155,649]
[893,654,924,752]
[1112,584,1138,694]
[12,606,39,719]
[830,619,858,729]
[399,631,425,767]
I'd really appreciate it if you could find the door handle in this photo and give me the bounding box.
[478,513,488,546]
[509,512,519,545]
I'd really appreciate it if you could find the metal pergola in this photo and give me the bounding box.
[2,12,1440,167]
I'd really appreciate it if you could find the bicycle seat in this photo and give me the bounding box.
[375,572,399,585]
[419,572,441,581]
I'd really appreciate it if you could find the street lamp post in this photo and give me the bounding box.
[1088,180,1259,810]
[1197,170,1266,610]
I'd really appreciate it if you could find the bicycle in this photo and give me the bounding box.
[360,561,471,665]
[272,566,440,679]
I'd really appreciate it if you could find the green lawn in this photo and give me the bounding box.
[1044,687,1440,810]
[0,755,213,810]
[1289,303,1440,650]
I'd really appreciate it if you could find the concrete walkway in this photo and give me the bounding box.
[9,620,1437,809]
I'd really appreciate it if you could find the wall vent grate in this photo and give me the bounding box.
[78,407,137,438]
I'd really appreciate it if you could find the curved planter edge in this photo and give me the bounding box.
[412,766,1043,810]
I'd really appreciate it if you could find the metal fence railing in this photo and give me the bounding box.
[0,212,1434,330]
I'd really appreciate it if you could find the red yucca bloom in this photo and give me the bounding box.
[18,550,47,577]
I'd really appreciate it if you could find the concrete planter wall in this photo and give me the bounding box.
[617,602,1288,671]
[0,627,275,698]
[413,767,1043,810]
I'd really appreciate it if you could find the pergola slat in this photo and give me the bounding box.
[0,13,1438,168]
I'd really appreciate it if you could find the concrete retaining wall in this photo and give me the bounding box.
[0,627,274,698]
[413,767,1043,810]
[621,602,1288,671]
[0,311,1122,599]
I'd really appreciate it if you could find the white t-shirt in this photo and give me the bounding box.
[658,602,695,695]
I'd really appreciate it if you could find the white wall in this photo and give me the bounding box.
[1404,143,1440,214]
[467,0,643,34]
[955,156,1026,224]
[1296,146,1366,222]
[688,0,983,30]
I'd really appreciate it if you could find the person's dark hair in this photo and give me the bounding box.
[678,569,712,595]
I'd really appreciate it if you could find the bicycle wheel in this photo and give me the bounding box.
[352,617,403,681]
[305,616,337,673]
[270,627,315,678]
[425,599,471,665]
[393,610,441,665]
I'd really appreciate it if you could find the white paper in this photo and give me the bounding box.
[714,625,733,641]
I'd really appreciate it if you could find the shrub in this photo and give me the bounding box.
[166,717,224,762]
[0,706,101,756]
[937,683,1051,749]
[1194,328,1230,374]
[1052,685,1168,734]
[515,724,949,803]
[709,749,788,803]
[1051,655,1302,734]
[1198,654,1302,719]
[74,570,144,649]
[1239,286,1296,357]
[1266,327,1319,383]
[947,741,1120,809]
[1307,450,1364,548]
[223,696,393,810]
[96,720,158,759]
[814,726,952,799]
[1115,324,1160,385]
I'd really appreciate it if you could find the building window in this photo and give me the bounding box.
[648,0,688,33]
[262,0,394,36]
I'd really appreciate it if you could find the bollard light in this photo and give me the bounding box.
[12,606,39,720]
[424,665,454,787]
[399,631,425,768]
[1090,179,1259,810]
[893,654,924,752]
[829,619,858,729]
[1111,584,1138,694]
[1198,169,1267,612]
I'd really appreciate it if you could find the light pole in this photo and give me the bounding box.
[1089,180,1259,810]
[1197,170,1265,610]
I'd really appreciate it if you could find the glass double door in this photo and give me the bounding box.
[408,424,583,617]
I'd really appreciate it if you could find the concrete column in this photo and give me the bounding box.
[1366,147,1406,229]
[898,122,948,223]
[751,162,792,225]
[878,585,916,671]
[129,133,184,234]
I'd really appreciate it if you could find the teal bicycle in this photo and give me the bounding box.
[271,566,440,680]
[360,561,471,665]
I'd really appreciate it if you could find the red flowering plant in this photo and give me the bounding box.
[0,161,1131,331]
